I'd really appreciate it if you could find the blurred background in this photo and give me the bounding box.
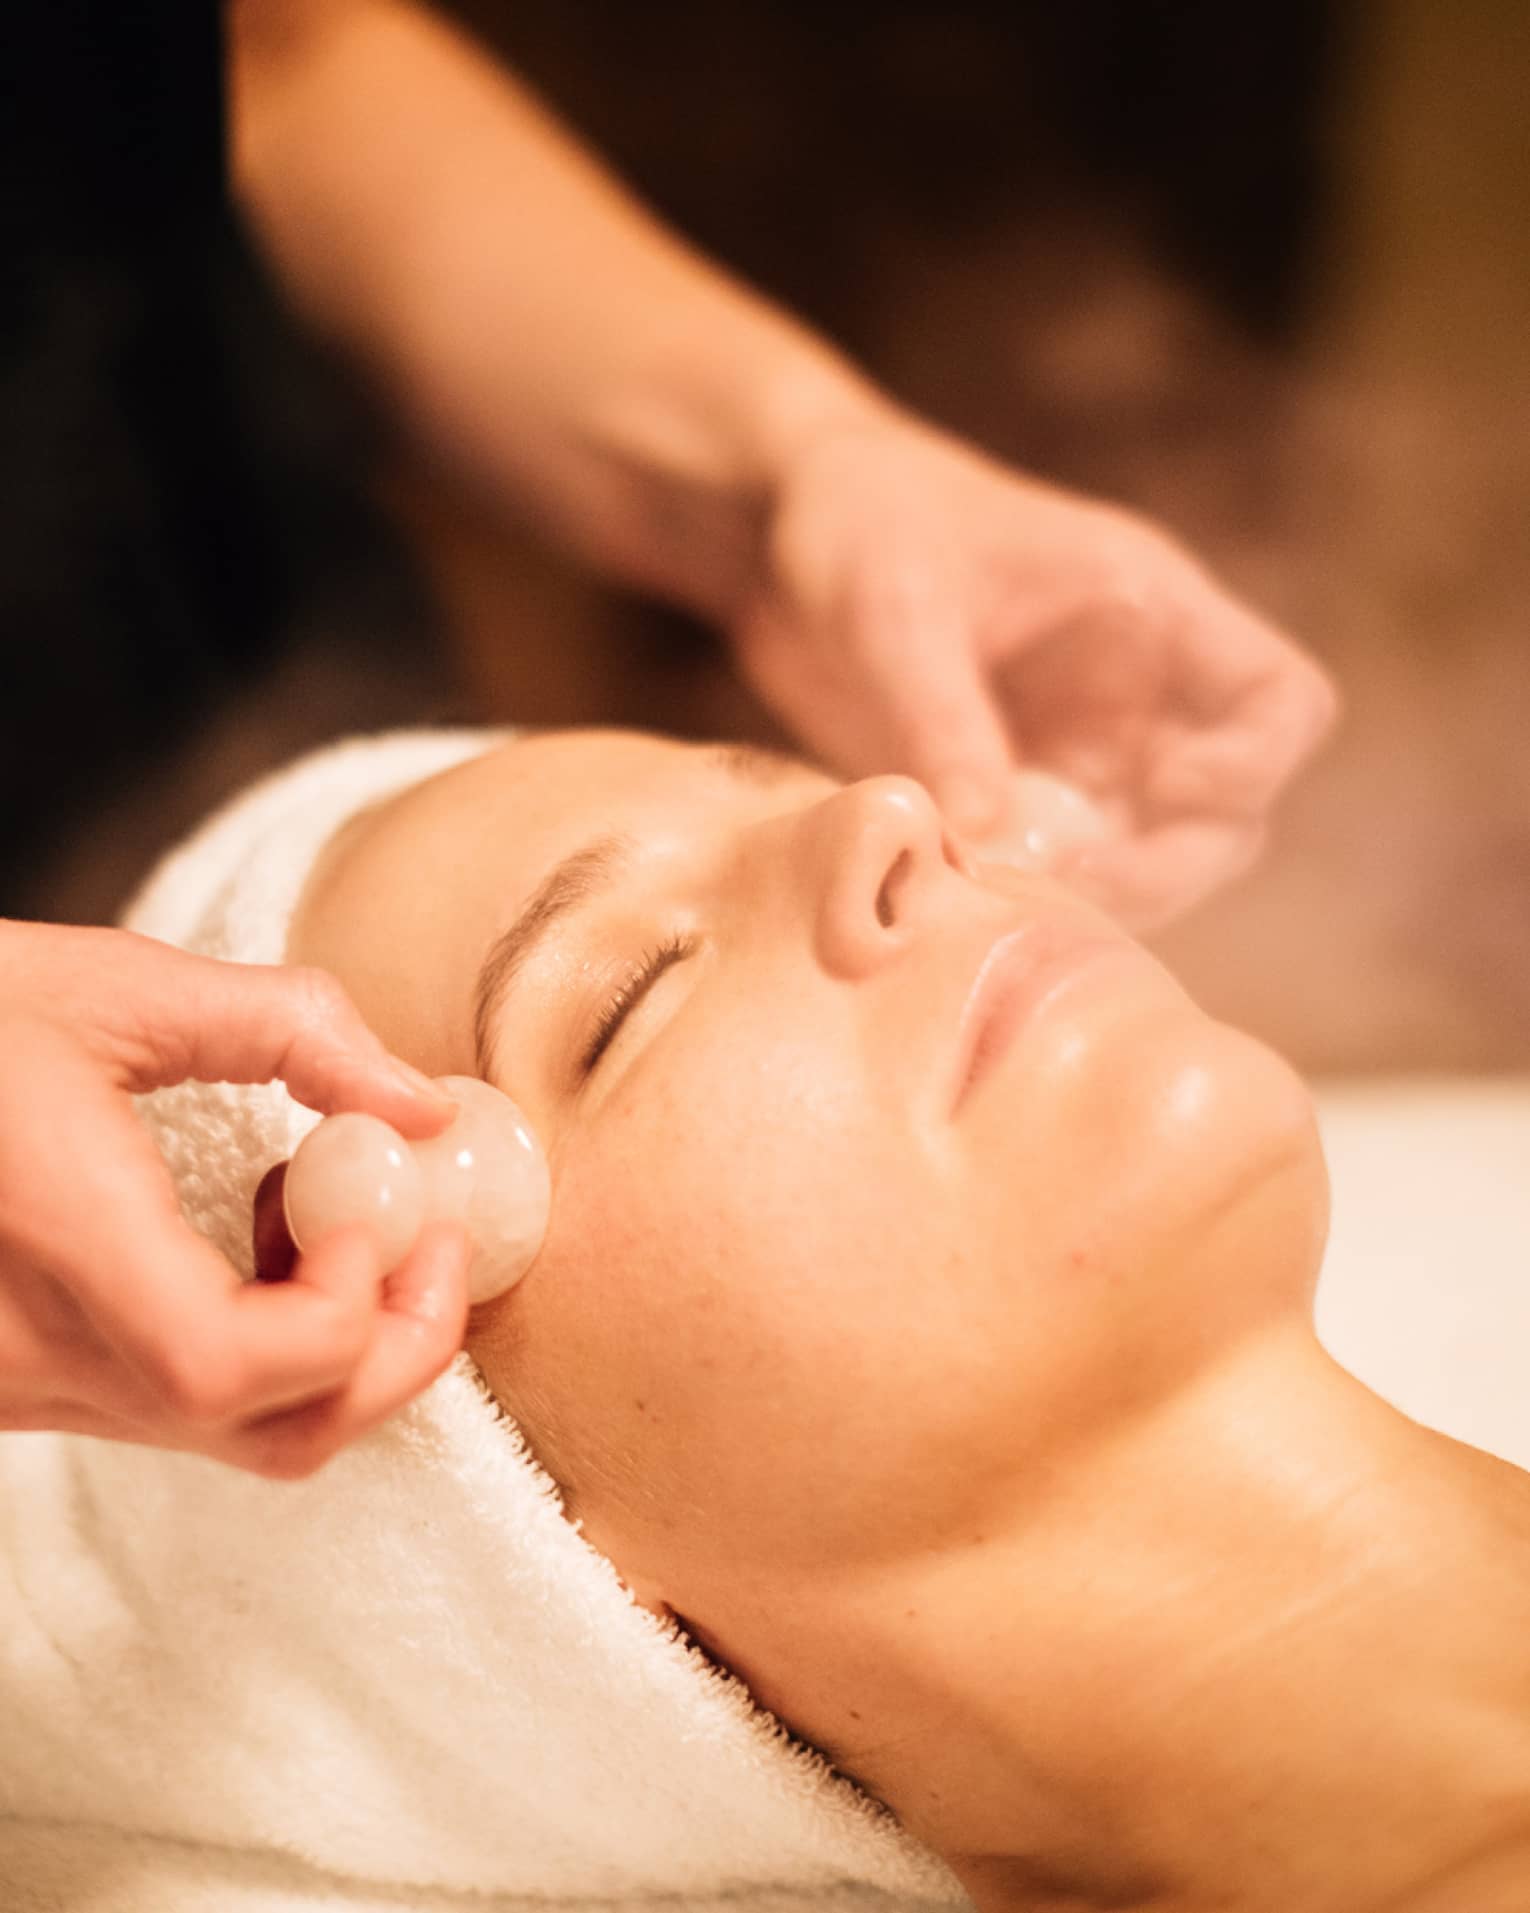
[3,0,1526,1074]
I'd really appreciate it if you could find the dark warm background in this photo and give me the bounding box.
[5,1,1527,1072]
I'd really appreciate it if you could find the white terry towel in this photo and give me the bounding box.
[0,730,971,1913]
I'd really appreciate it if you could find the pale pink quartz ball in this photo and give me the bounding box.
[283,1077,549,1303]
[983,769,1110,870]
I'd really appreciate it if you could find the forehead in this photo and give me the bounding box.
[473,727,702,828]
[447,728,809,845]
[385,729,722,948]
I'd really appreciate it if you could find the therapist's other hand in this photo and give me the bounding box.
[0,921,470,1477]
[731,410,1338,930]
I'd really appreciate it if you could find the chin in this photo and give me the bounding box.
[1138,1015,1330,1315]
[1081,1005,1325,1281]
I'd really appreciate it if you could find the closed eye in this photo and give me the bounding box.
[581,933,696,1075]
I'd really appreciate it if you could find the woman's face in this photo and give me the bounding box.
[289,730,1326,1640]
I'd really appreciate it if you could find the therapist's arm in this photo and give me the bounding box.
[228,0,872,628]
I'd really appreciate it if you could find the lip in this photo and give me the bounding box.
[949,923,1124,1114]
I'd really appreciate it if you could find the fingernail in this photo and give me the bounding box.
[389,1058,454,1106]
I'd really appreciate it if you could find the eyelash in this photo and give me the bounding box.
[581,932,695,1076]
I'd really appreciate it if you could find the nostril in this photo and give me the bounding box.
[876,849,912,928]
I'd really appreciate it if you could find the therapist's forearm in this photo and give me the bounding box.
[228,0,887,623]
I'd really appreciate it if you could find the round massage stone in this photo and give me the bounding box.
[410,1076,550,1304]
[985,769,1110,870]
[283,1110,426,1272]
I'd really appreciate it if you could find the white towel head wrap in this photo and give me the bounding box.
[0,730,968,1913]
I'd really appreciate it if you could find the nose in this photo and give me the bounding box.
[806,776,955,977]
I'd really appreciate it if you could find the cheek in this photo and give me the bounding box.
[979,1011,1327,1413]
[472,995,1326,1619]
[482,1025,1005,1588]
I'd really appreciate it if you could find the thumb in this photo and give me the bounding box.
[848,596,1014,839]
[103,931,455,1140]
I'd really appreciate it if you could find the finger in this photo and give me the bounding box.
[1140,673,1335,829]
[1222,643,1341,796]
[843,587,1015,838]
[220,1226,390,1418]
[0,1395,156,1440]
[1167,596,1340,801]
[1063,818,1265,933]
[233,1222,471,1479]
[100,932,456,1140]
[53,1120,383,1427]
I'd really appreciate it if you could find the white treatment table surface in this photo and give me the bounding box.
[1315,1078,1530,1470]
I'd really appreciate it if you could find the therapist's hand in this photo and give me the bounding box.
[0,920,470,1477]
[731,410,1338,930]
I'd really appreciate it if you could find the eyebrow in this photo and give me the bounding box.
[472,833,635,1079]
[702,740,805,786]
[469,742,810,1078]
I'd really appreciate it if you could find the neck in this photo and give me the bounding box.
[746,1328,1530,1912]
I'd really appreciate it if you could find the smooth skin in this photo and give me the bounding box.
[287,729,1530,1913]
